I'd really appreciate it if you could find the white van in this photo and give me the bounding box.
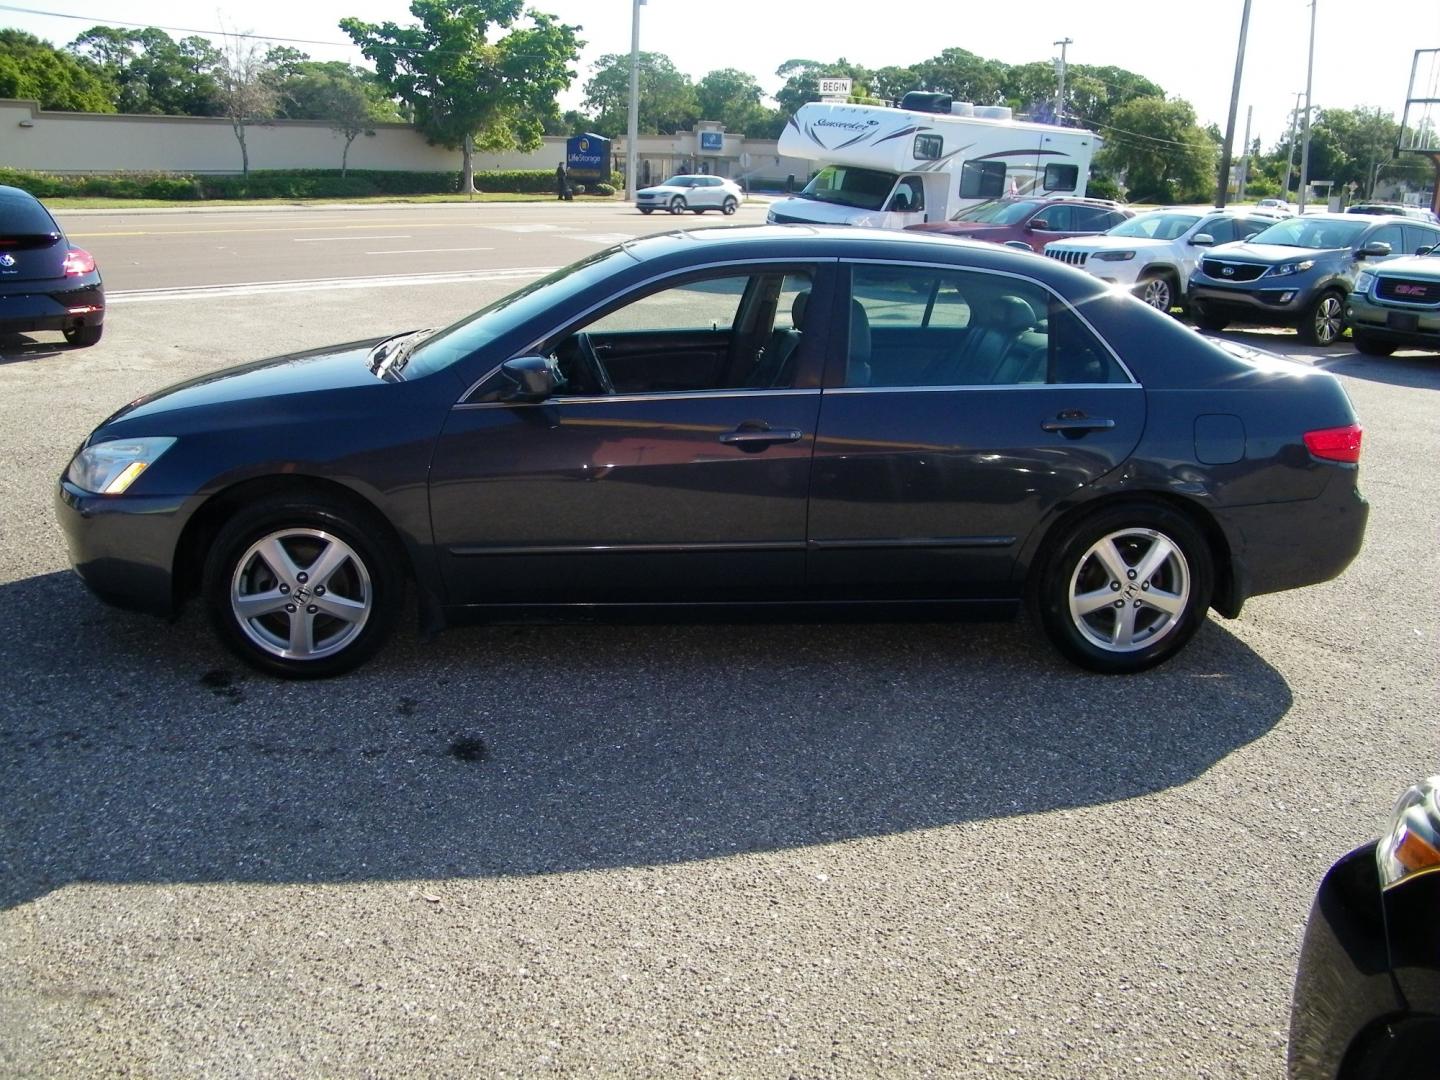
[767,95,1101,231]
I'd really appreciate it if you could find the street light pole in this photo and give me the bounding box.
[1297,0,1317,213]
[1281,91,1303,200]
[1053,38,1073,123]
[1215,0,1251,208]
[625,0,642,203]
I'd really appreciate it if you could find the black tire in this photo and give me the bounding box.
[638,207,654,215]
[63,323,103,347]
[202,494,403,678]
[1352,330,1396,357]
[1299,289,1346,346]
[669,197,686,215]
[1190,303,1230,333]
[722,197,738,215]
[1136,271,1178,312]
[1031,501,1214,674]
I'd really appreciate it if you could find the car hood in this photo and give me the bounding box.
[99,337,393,429]
[1047,234,1171,252]
[1202,242,1345,265]
[1370,254,1440,277]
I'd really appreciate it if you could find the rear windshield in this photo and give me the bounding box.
[0,194,60,239]
[1247,217,1369,250]
[951,199,1043,225]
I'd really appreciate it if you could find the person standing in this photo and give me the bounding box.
[555,162,572,201]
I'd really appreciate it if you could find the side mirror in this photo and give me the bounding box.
[1418,245,1435,256]
[1028,217,1051,231]
[497,355,559,402]
[1191,233,1216,247]
[1359,241,1392,258]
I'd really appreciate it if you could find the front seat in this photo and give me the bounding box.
[846,299,872,386]
[746,290,808,388]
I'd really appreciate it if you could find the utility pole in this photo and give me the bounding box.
[1281,91,1303,200]
[1216,0,1251,208]
[1238,104,1253,202]
[625,0,644,204]
[1298,0,1317,212]
[1053,38,1072,124]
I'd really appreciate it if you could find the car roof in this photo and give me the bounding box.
[0,184,42,202]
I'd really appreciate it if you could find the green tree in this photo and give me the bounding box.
[582,51,697,137]
[1096,96,1216,203]
[68,26,223,115]
[217,34,279,177]
[0,29,114,112]
[910,48,1008,105]
[1064,65,1163,129]
[342,0,582,194]
[279,67,403,175]
[695,68,766,134]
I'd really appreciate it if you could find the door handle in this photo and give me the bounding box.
[1041,413,1116,437]
[719,423,804,449]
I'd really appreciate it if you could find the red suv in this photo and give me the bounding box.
[907,197,1134,253]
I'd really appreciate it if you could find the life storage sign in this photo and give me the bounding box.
[566,133,611,180]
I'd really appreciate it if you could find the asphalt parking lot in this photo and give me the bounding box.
[1,202,1437,1077]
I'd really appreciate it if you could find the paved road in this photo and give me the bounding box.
[1,206,1437,1077]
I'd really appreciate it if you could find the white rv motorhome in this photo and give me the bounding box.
[767,94,1101,230]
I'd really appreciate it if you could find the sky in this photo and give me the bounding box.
[4,0,1440,151]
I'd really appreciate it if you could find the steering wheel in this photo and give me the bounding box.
[572,332,614,395]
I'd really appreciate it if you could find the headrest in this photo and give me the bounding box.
[990,295,1038,332]
[791,290,810,329]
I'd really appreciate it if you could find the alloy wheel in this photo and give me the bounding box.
[1067,528,1191,653]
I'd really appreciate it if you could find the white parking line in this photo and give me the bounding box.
[363,247,495,255]
[292,235,412,242]
[108,266,558,304]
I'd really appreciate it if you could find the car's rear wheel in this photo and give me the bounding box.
[1137,271,1178,312]
[1033,502,1214,674]
[669,197,686,214]
[1300,289,1346,346]
[722,197,738,215]
[63,323,103,347]
[1352,330,1396,356]
[202,495,402,678]
[1190,303,1230,332]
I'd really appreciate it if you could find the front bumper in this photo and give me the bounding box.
[0,281,104,334]
[1188,276,1313,322]
[1348,293,1440,350]
[1288,842,1440,1080]
[55,480,188,618]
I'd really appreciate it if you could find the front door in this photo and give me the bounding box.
[430,265,834,608]
[807,262,1145,599]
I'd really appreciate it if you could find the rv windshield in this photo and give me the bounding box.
[797,166,898,211]
[950,199,1043,225]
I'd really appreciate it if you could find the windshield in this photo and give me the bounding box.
[797,165,898,211]
[659,176,699,188]
[1107,212,1202,241]
[951,199,1042,225]
[1247,217,1369,249]
[402,247,633,378]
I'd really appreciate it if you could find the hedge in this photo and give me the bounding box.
[0,167,625,201]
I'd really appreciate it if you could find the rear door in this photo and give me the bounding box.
[807,261,1145,599]
[0,193,67,286]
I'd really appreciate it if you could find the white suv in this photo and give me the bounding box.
[636,175,744,216]
[1043,208,1279,311]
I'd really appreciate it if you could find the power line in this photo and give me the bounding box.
[0,3,352,48]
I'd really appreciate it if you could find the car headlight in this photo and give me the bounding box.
[1091,250,1136,262]
[1377,776,1440,890]
[765,209,777,224]
[66,436,176,494]
[1353,270,1376,295]
[1270,259,1315,277]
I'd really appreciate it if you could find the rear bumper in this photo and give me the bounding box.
[1219,469,1367,607]
[0,281,105,334]
[55,479,186,618]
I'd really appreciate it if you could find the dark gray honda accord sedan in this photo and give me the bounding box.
[56,226,1368,678]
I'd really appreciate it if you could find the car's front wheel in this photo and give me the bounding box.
[1352,330,1396,356]
[1189,303,1230,332]
[1137,271,1178,312]
[202,494,402,678]
[1033,502,1214,674]
[669,197,686,215]
[1300,289,1346,346]
[63,323,103,347]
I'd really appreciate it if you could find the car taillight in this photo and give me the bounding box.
[62,247,96,276]
[1303,423,1362,463]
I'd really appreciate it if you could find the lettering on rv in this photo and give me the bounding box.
[814,119,881,132]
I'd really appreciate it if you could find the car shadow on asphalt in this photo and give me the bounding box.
[0,333,67,364]
[0,571,1292,908]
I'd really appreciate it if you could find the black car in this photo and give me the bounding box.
[0,185,104,347]
[56,226,1368,678]
[1289,776,1440,1079]
[1188,213,1440,345]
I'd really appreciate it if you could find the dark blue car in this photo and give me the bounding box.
[0,185,104,347]
[56,226,1368,677]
